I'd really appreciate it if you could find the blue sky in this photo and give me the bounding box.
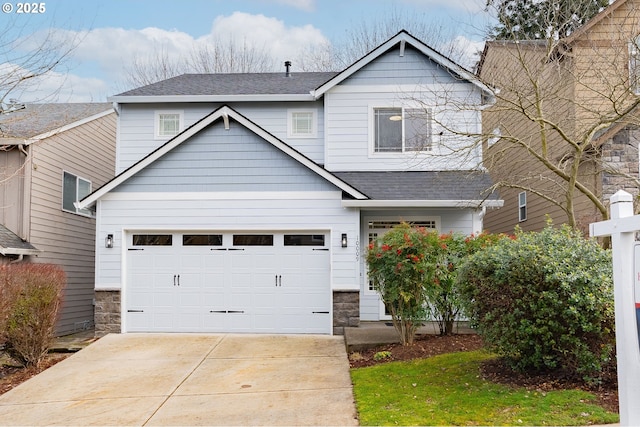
[3,0,492,103]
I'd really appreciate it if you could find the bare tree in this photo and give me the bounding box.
[121,36,272,90]
[296,6,477,72]
[0,16,80,113]
[437,0,640,233]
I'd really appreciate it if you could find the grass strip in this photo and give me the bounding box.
[351,350,619,426]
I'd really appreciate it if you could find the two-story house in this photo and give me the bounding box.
[0,103,116,335]
[78,31,502,337]
[478,0,640,234]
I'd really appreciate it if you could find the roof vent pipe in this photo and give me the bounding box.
[285,61,291,77]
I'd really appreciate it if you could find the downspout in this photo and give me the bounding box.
[10,254,24,264]
[18,143,30,242]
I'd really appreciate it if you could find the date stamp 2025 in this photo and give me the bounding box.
[2,2,46,14]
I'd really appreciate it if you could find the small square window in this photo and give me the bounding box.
[288,109,316,138]
[62,171,92,216]
[155,111,183,138]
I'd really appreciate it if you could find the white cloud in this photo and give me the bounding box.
[400,0,485,13]
[204,12,328,67]
[271,0,316,12]
[0,62,109,103]
[12,12,330,98]
[447,36,485,70]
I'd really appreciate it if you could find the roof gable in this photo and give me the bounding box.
[312,30,493,98]
[113,120,339,193]
[77,105,367,209]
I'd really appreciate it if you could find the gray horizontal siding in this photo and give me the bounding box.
[323,45,483,173]
[117,102,325,172]
[29,112,116,335]
[114,120,336,193]
[341,46,453,85]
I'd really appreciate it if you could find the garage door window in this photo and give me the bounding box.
[183,234,223,246]
[284,234,325,246]
[132,234,173,246]
[233,234,274,246]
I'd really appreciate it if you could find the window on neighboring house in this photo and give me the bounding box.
[630,37,640,95]
[155,111,183,138]
[63,171,92,216]
[288,109,316,138]
[373,107,432,153]
[518,191,527,222]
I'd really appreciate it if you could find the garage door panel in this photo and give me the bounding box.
[126,231,331,333]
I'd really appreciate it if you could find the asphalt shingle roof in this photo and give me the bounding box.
[114,72,339,97]
[0,103,113,139]
[0,224,39,254]
[334,171,499,201]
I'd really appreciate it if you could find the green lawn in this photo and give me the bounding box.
[350,350,619,426]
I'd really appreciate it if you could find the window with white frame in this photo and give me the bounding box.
[155,111,183,138]
[518,191,527,222]
[288,109,316,138]
[62,171,92,216]
[373,107,432,153]
[630,37,640,95]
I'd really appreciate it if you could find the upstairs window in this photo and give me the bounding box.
[63,171,92,216]
[518,191,527,222]
[288,109,316,138]
[373,107,432,153]
[155,111,183,138]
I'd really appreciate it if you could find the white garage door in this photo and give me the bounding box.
[125,232,331,333]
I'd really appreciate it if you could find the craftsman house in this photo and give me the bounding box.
[0,103,116,335]
[78,30,501,336]
[478,0,640,234]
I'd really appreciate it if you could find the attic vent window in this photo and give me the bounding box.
[288,109,317,138]
[155,110,183,138]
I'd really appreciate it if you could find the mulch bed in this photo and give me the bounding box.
[348,333,619,414]
[0,353,70,396]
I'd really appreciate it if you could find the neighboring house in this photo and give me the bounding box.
[478,0,640,234]
[78,31,502,337]
[0,103,116,335]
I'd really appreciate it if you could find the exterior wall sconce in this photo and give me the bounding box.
[341,233,348,248]
[105,234,114,249]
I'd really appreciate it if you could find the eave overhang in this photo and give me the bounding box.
[341,199,504,208]
[107,94,317,103]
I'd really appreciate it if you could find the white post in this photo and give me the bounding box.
[590,190,640,425]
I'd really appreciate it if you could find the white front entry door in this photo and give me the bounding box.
[126,232,331,333]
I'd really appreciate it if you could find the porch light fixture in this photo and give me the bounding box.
[105,234,114,249]
[341,233,348,248]
[389,115,402,121]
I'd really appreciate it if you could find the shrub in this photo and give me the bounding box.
[367,223,437,345]
[0,264,66,367]
[457,224,614,383]
[428,232,504,335]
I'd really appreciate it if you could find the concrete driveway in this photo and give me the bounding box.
[0,334,358,426]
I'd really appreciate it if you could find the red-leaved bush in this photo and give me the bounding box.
[0,263,65,367]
